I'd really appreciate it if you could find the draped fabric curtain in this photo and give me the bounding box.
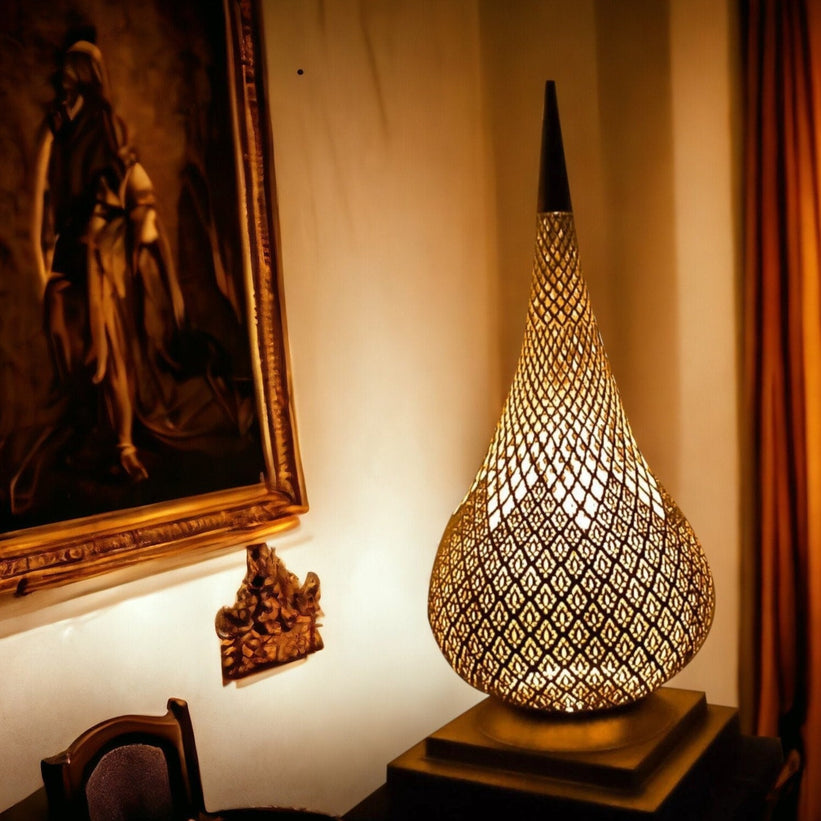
[742,0,821,817]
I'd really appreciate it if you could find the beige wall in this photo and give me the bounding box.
[0,1,740,815]
[667,0,741,704]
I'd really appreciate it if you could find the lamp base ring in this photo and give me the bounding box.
[477,689,689,753]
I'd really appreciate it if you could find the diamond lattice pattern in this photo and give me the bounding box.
[428,212,715,712]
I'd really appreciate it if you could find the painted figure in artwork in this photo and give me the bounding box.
[17,38,257,509]
[38,41,180,481]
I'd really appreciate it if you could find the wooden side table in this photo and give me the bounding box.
[344,693,783,821]
[0,789,48,821]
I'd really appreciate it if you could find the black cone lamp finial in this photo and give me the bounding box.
[538,81,572,213]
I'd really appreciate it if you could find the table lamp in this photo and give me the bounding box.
[384,84,766,820]
[428,81,715,719]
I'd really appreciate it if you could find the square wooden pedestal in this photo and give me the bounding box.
[385,688,773,820]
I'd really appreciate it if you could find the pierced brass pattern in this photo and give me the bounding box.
[428,212,714,712]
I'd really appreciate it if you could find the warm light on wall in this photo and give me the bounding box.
[428,82,715,713]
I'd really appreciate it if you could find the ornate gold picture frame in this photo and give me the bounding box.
[0,0,306,595]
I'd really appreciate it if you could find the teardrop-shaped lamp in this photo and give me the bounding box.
[428,82,714,713]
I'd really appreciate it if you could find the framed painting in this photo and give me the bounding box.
[0,0,306,595]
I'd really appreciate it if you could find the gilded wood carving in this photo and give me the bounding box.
[216,543,323,682]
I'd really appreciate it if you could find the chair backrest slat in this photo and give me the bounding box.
[40,698,206,821]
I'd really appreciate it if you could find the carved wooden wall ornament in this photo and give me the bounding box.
[216,543,323,682]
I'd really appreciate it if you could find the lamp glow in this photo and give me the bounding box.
[428,82,714,713]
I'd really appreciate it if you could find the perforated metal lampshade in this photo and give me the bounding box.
[428,82,714,713]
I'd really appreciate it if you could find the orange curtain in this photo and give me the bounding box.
[743,0,821,818]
